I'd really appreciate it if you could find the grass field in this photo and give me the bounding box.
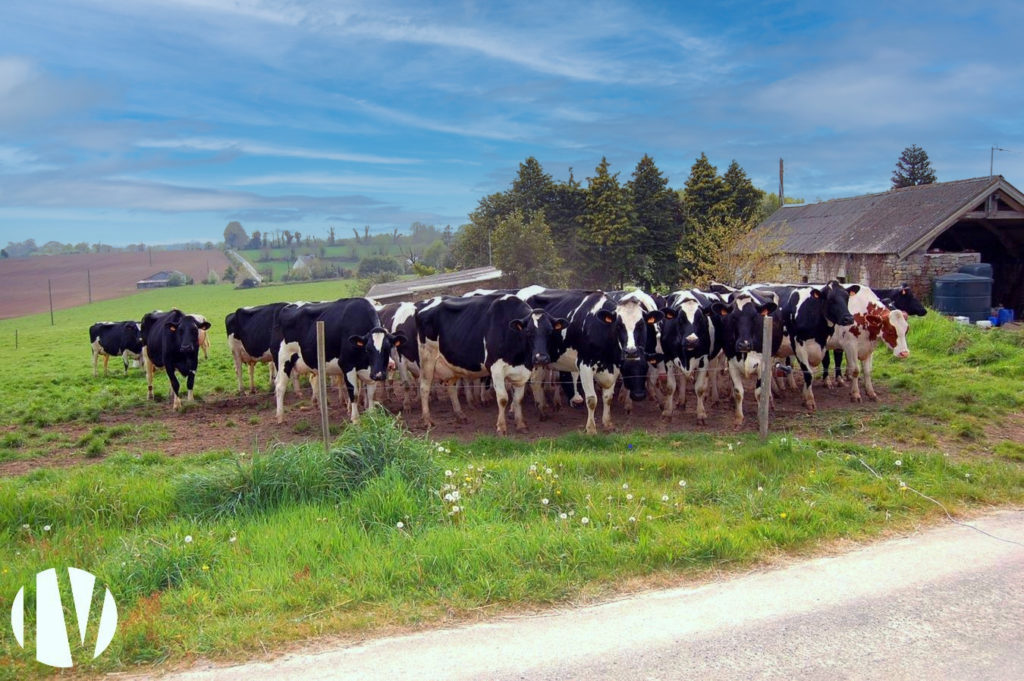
[1,288,1023,679]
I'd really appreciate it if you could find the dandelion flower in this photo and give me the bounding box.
[202,564,210,572]
[21,524,28,530]
[678,480,687,488]
[965,473,972,479]
[43,525,51,532]
[895,460,902,467]
[529,464,537,472]
[622,483,629,489]
[757,486,764,492]
[445,469,453,477]
[727,443,733,451]
[661,495,669,502]
[626,493,634,500]
[559,512,568,520]
[646,515,652,521]
[451,505,461,514]
[779,513,787,519]
[542,498,549,505]
[545,467,552,475]
[396,521,404,529]
[184,535,193,544]
[628,516,636,523]
[581,517,590,525]
[229,535,237,543]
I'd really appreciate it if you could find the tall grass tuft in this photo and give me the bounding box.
[175,411,439,519]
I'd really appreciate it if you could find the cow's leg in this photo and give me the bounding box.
[618,383,632,414]
[186,370,196,402]
[143,348,155,401]
[795,356,816,412]
[662,362,678,419]
[694,366,709,425]
[728,359,745,427]
[577,363,599,434]
[822,351,834,388]
[102,354,110,376]
[861,354,878,401]
[530,367,550,420]
[597,370,617,432]
[346,368,360,423]
[166,367,182,410]
[418,344,439,428]
[121,350,130,374]
[275,347,295,423]
[510,374,529,433]
[448,379,467,422]
[490,365,511,435]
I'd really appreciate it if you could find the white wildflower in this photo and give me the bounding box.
[43,525,51,532]
[894,459,902,467]
[184,535,193,544]
[661,495,669,502]
[542,498,549,505]
[626,493,634,500]
[445,469,453,477]
[396,521,404,529]
[679,480,687,488]
[559,512,568,520]
[628,516,636,523]
[581,517,590,525]
[622,483,629,489]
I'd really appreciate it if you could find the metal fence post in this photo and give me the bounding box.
[315,320,331,453]
[759,316,773,438]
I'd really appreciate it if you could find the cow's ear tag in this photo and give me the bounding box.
[509,319,526,331]
[760,308,769,317]
[719,308,728,316]
[392,337,404,348]
[663,309,676,319]
[168,324,177,333]
[350,335,366,347]
[552,319,566,331]
[811,289,821,299]
[599,311,615,325]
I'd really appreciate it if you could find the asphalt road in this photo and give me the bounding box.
[150,510,1024,681]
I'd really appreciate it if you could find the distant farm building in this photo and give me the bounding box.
[752,176,1024,314]
[366,266,504,303]
[136,270,187,289]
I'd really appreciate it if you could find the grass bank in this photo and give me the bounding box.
[1,413,1023,679]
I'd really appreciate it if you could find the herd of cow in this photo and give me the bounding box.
[87,281,927,435]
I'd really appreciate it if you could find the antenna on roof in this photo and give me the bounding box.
[779,158,784,207]
[990,145,1009,177]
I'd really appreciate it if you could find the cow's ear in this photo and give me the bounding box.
[552,317,568,332]
[597,310,616,325]
[661,307,677,320]
[759,302,778,316]
[810,288,822,299]
[390,333,407,348]
[509,318,527,332]
[846,284,860,295]
[349,334,367,348]
[711,302,729,317]
[645,310,664,325]
[198,320,212,330]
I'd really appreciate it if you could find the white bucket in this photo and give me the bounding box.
[954,316,970,325]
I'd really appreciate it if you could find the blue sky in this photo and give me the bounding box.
[1,0,1022,246]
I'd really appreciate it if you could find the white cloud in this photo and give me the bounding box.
[135,137,420,165]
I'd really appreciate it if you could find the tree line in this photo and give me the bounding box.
[449,154,788,291]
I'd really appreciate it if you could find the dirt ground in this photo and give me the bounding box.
[0,250,231,319]
[0,376,893,477]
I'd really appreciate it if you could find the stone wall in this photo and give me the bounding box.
[768,250,981,301]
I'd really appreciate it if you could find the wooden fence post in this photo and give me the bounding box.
[315,321,331,453]
[758,316,773,438]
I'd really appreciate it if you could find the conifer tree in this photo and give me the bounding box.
[628,154,683,290]
[722,160,765,221]
[891,145,937,188]
[579,157,640,288]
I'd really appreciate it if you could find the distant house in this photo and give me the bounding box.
[136,270,186,289]
[750,176,1024,314]
[366,266,504,302]
[292,254,317,271]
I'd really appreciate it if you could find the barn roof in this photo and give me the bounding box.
[753,176,1024,258]
[366,265,503,301]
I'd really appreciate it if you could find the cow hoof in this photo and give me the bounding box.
[604,424,616,433]
[571,396,584,406]
[515,424,529,433]
[661,410,673,420]
[696,416,707,426]
[850,394,862,403]
[867,392,879,402]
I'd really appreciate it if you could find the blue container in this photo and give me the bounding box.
[998,308,1015,326]
[989,315,1000,326]
[958,262,994,279]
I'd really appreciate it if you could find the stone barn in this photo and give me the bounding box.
[752,176,1024,315]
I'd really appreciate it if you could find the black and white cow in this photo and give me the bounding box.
[753,281,859,411]
[415,294,565,434]
[526,289,662,434]
[711,291,782,426]
[377,301,421,409]
[272,298,404,423]
[140,309,212,409]
[226,303,287,394]
[89,321,143,376]
[659,289,722,423]
[874,283,928,317]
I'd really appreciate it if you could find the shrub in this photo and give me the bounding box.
[358,255,401,277]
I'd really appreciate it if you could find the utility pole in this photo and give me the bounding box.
[87,269,92,303]
[779,158,785,207]
[990,146,1009,177]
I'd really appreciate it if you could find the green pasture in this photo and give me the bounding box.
[0,279,365,441]
[1,287,1023,678]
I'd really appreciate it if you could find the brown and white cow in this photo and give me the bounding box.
[827,287,910,402]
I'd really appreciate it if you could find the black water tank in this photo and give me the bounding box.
[933,272,993,321]
[958,262,994,279]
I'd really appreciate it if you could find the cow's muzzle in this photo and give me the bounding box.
[736,340,752,352]
[534,353,551,365]
[371,370,387,381]
[624,348,641,360]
